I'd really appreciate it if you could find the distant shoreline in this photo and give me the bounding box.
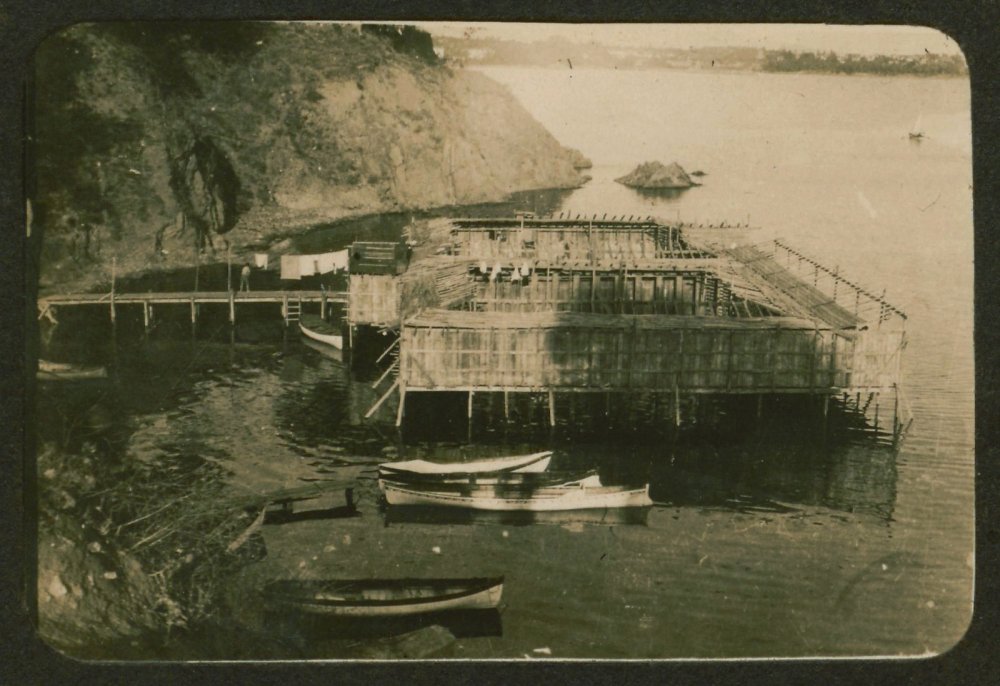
[467,63,968,80]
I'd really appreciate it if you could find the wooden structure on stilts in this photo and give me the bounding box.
[343,215,908,437]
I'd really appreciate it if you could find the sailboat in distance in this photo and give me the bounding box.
[908,114,925,141]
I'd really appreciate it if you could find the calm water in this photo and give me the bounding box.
[36,67,973,659]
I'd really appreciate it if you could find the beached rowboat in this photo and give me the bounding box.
[382,481,652,511]
[299,314,344,349]
[262,577,504,617]
[379,450,552,476]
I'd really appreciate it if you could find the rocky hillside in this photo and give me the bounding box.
[32,22,588,290]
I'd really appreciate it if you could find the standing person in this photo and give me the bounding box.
[240,263,251,292]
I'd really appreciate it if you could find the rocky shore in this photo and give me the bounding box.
[33,23,589,294]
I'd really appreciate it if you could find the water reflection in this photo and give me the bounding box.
[263,607,503,642]
[36,311,900,530]
[383,505,650,528]
[629,187,692,200]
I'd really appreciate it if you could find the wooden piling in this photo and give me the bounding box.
[467,391,474,420]
[142,300,150,332]
[892,384,900,436]
[548,390,556,427]
[110,257,117,324]
[674,381,681,427]
[504,391,510,419]
[396,386,406,427]
[229,291,235,324]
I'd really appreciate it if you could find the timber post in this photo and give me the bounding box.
[396,385,406,427]
[674,378,681,428]
[110,257,117,324]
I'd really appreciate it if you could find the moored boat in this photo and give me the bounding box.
[377,469,600,493]
[299,314,344,349]
[37,360,107,381]
[379,450,552,477]
[262,577,504,617]
[383,481,652,511]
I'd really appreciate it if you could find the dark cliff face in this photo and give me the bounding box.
[31,22,585,290]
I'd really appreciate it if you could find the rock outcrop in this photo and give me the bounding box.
[615,161,697,189]
[32,23,588,291]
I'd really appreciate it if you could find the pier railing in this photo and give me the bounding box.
[37,289,348,328]
[770,239,906,327]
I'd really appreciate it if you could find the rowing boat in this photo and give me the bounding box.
[382,481,652,511]
[378,469,598,490]
[378,450,552,477]
[262,577,504,617]
[299,314,343,349]
[37,360,107,381]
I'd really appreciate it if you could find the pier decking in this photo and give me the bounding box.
[38,289,348,327]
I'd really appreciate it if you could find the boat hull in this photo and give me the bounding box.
[263,577,504,617]
[383,482,652,511]
[299,316,343,349]
[378,469,596,491]
[37,361,107,380]
[379,451,552,476]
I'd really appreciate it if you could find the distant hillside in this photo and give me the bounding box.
[435,34,967,76]
[760,50,967,76]
[31,22,587,290]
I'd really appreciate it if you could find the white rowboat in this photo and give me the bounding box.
[379,450,552,476]
[299,314,344,349]
[383,482,652,511]
[262,577,504,617]
[37,360,107,380]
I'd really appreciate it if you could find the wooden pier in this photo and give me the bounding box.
[351,215,907,433]
[38,289,348,328]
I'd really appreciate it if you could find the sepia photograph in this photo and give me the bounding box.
[26,20,973,661]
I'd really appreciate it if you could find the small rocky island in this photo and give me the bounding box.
[615,161,699,189]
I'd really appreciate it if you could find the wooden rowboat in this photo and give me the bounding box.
[299,314,343,349]
[379,470,600,491]
[37,360,107,381]
[383,482,652,511]
[379,450,552,477]
[262,577,504,617]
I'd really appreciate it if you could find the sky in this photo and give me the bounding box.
[411,22,963,57]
